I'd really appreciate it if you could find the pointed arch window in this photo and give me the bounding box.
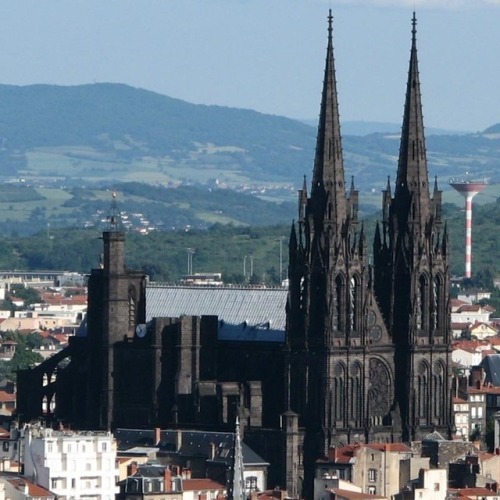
[417,275,428,331]
[350,363,362,425]
[433,275,443,332]
[349,275,360,333]
[333,363,345,423]
[418,361,430,423]
[335,275,345,331]
[433,362,445,421]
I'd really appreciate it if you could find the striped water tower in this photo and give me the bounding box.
[449,178,487,278]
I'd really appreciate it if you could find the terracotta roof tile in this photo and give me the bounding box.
[7,477,54,498]
[330,488,386,499]
[182,479,225,491]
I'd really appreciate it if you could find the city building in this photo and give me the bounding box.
[22,425,119,500]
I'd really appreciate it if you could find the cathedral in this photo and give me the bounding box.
[16,11,452,499]
[286,10,452,495]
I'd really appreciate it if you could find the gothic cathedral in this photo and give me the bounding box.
[286,11,452,491]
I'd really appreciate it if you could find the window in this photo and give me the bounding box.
[478,407,483,418]
[102,441,108,452]
[51,479,58,489]
[246,476,258,492]
[434,483,440,491]
[2,442,9,452]
[368,469,377,482]
[471,407,477,418]
[368,486,376,495]
[71,478,76,488]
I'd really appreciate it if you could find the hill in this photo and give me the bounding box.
[0,83,498,201]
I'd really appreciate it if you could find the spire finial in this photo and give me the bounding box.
[328,9,333,42]
[412,12,417,42]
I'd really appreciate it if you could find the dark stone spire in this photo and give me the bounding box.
[311,9,347,228]
[395,12,430,224]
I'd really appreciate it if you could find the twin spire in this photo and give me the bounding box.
[311,11,430,228]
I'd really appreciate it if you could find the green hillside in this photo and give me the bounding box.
[0,83,497,198]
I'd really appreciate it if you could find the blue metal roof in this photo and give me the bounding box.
[146,285,287,342]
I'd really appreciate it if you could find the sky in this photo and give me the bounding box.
[0,0,499,132]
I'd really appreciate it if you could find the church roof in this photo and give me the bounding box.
[146,284,287,342]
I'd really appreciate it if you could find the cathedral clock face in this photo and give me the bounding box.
[367,310,376,327]
[135,324,147,338]
[369,325,382,342]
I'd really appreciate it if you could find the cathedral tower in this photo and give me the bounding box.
[373,13,452,441]
[286,11,453,496]
[286,11,396,496]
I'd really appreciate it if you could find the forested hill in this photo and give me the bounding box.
[1,198,498,283]
[0,83,498,193]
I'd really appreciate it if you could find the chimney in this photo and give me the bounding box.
[470,366,484,388]
[127,461,138,476]
[164,467,172,492]
[328,446,338,462]
[18,481,28,495]
[154,427,161,446]
[496,448,500,456]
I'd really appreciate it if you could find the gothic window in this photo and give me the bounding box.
[417,361,430,422]
[368,358,391,425]
[350,362,362,424]
[417,275,428,331]
[349,275,360,333]
[334,363,345,423]
[128,285,136,327]
[433,362,445,420]
[433,275,442,331]
[335,274,345,331]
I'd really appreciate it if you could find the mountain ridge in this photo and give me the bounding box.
[0,82,497,198]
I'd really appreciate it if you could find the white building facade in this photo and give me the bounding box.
[23,425,118,500]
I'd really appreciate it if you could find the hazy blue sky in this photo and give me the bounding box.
[0,0,499,132]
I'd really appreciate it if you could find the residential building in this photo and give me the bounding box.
[315,443,428,498]
[394,468,447,500]
[453,397,470,438]
[22,425,118,500]
[458,289,493,305]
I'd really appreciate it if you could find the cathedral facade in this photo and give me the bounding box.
[286,11,453,495]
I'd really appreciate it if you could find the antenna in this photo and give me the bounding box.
[106,192,122,232]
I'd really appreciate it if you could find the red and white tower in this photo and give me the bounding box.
[450,180,487,278]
